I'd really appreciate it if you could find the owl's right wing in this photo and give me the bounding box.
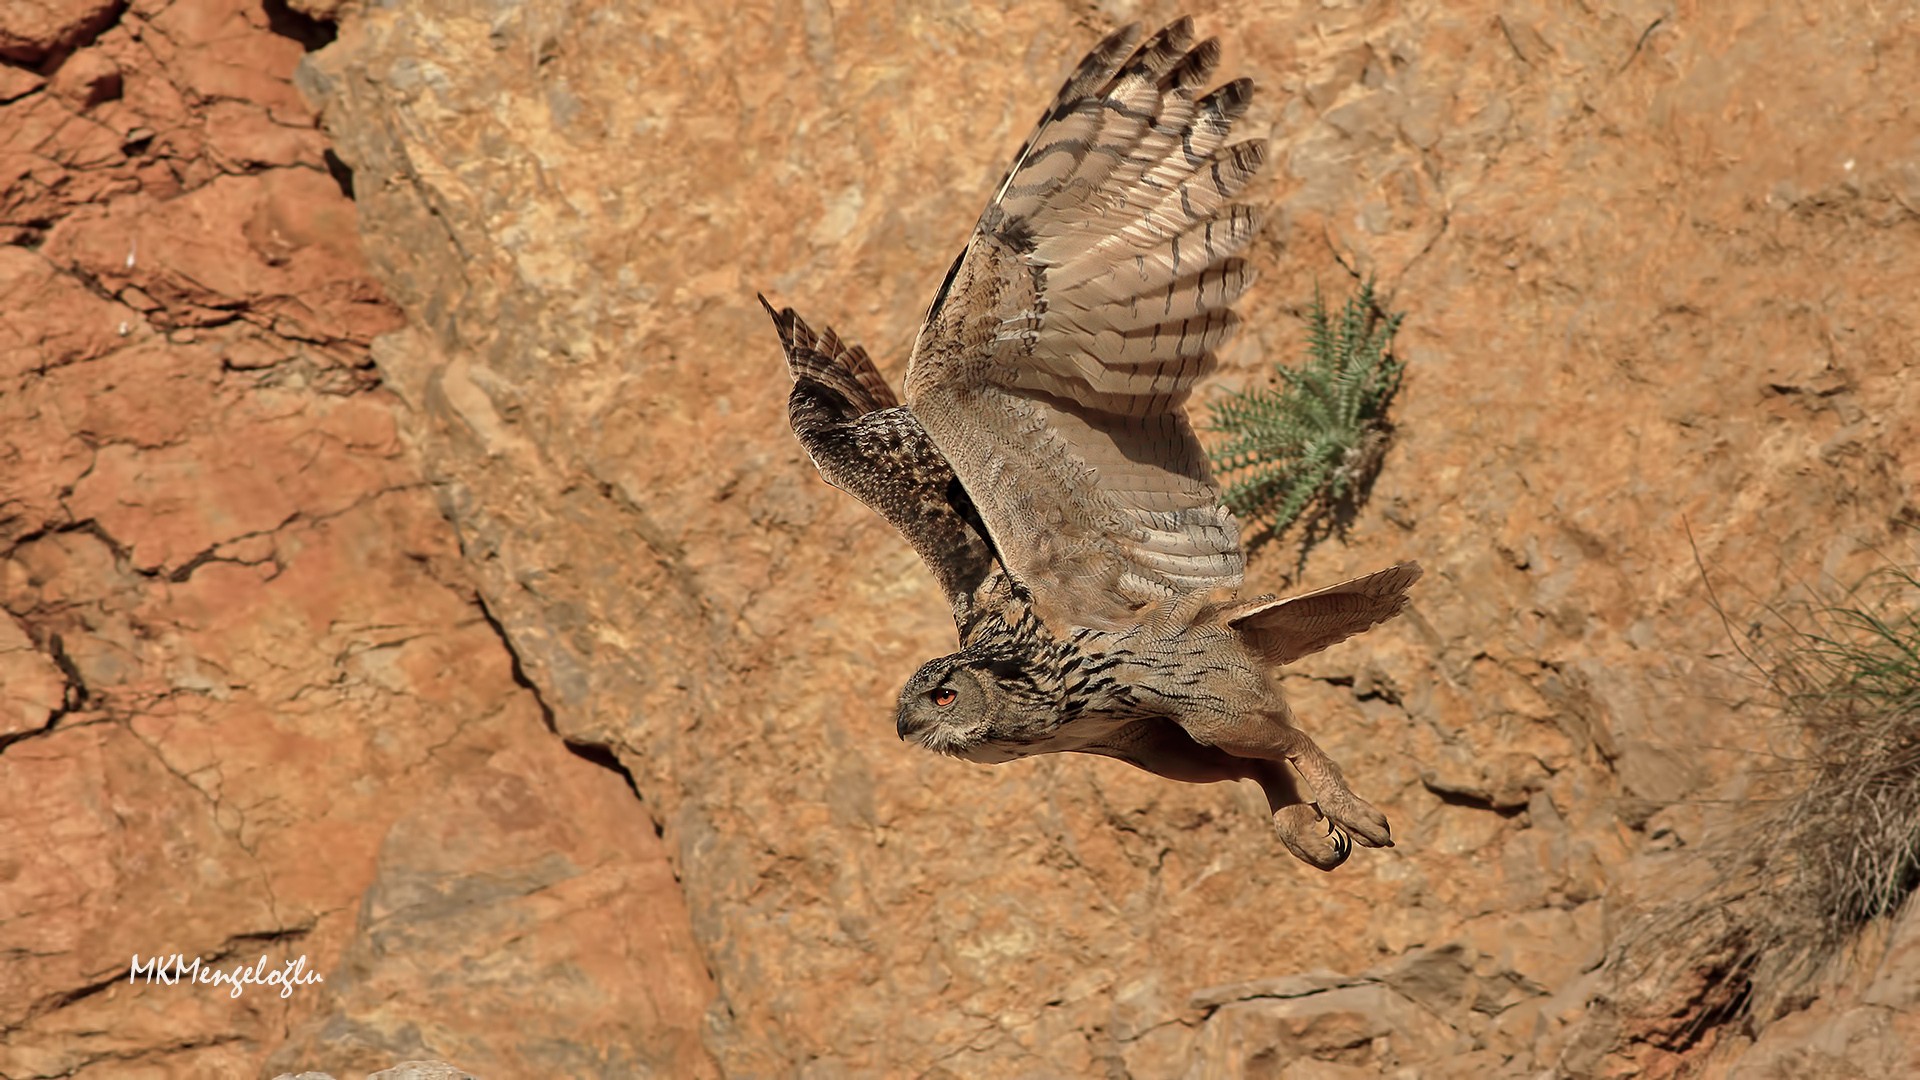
[762,297,998,639]
[903,19,1262,628]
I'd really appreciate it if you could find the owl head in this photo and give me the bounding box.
[895,650,1056,764]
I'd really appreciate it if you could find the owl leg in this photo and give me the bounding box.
[1077,724,1353,870]
[1075,719,1265,785]
[1204,717,1393,849]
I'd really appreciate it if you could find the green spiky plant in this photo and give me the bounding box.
[1207,280,1405,544]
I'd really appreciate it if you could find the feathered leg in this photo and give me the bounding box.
[1076,719,1356,870]
[1182,703,1394,849]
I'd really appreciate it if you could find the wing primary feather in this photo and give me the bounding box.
[924,248,968,326]
[992,23,1145,207]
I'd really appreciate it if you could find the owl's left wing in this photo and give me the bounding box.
[904,19,1262,628]
[763,297,998,638]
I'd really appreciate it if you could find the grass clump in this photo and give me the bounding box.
[1758,566,1920,942]
[1207,280,1404,545]
[1607,562,1920,1041]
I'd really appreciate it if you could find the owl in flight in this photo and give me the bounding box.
[761,18,1420,870]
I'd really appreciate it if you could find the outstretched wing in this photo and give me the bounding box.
[763,297,998,638]
[1221,562,1424,666]
[903,19,1263,628]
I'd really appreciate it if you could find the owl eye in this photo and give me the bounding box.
[931,688,957,707]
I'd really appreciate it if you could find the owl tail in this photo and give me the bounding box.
[1222,562,1424,667]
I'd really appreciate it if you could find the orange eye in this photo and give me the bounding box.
[931,688,957,707]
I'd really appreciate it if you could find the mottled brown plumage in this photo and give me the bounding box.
[763,298,998,636]
[764,19,1420,870]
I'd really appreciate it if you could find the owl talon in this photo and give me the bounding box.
[1274,803,1351,871]
[1322,793,1393,849]
[1327,822,1352,862]
[1282,752,1393,848]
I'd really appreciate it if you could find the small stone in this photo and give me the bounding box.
[0,64,45,103]
[47,46,119,107]
[367,1064,484,1080]
[0,0,120,64]
[285,0,347,21]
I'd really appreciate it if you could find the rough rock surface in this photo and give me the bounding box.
[297,0,1919,1077]
[0,0,122,66]
[0,1,713,1077]
[7,0,1919,1077]
[274,1060,481,1080]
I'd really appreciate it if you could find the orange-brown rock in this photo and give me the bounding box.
[45,45,121,107]
[0,0,716,1077]
[7,0,1919,1077]
[0,605,69,738]
[301,0,1918,1076]
[0,0,120,64]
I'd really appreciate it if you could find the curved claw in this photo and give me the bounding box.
[1320,791,1393,848]
[1273,803,1351,871]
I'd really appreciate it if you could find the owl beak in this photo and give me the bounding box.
[896,711,921,742]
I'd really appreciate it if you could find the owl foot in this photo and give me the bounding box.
[1215,719,1395,849]
[1281,744,1393,848]
[1319,790,1393,849]
[1273,803,1350,871]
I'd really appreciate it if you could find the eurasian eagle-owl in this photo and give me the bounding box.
[763,18,1420,870]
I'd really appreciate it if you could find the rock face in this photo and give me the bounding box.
[274,1063,481,1080]
[0,1,712,1077]
[5,0,1918,1077]
[295,0,1918,1077]
[0,0,121,65]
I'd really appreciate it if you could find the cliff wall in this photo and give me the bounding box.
[0,1,713,1076]
[2,0,1916,1077]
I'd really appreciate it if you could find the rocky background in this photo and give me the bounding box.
[2,0,1916,1078]
[0,0,712,1076]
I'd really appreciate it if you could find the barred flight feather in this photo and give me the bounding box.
[903,17,1269,618]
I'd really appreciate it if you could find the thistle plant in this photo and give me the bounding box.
[1207,280,1405,542]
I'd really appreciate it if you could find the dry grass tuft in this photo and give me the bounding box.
[1603,562,1920,1042]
